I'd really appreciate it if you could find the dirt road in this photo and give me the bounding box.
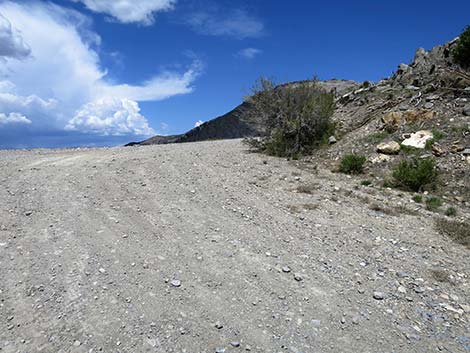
[0,140,469,352]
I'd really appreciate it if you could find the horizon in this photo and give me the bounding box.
[0,0,469,149]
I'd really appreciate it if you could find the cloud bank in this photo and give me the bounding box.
[0,1,200,140]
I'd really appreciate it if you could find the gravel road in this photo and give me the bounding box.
[0,139,469,352]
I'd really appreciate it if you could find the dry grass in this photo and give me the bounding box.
[435,218,470,249]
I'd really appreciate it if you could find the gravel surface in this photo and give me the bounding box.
[0,139,469,352]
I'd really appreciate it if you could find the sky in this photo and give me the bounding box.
[0,0,469,149]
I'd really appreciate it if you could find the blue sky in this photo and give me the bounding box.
[0,0,469,149]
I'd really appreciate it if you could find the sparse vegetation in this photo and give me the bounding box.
[425,196,442,211]
[452,26,470,68]
[435,218,470,248]
[245,78,335,157]
[445,207,457,217]
[296,184,318,194]
[413,194,423,203]
[361,180,372,186]
[339,154,366,174]
[392,157,439,192]
[367,131,390,143]
[425,129,445,150]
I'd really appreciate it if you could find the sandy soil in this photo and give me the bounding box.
[0,139,469,352]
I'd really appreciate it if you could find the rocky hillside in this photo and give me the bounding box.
[127,80,359,146]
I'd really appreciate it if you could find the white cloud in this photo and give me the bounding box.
[0,1,201,137]
[0,13,31,60]
[186,9,264,39]
[0,112,31,125]
[66,98,155,136]
[72,0,176,25]
[237,48,262,60]
[194,120,204,127]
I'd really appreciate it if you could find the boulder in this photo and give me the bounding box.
[377,141,401,154]
[328,136,337,144]
[401,130,433,149]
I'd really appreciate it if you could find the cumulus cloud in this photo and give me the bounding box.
[194,120,204,128]
[237,48,262,60]
[186,9,264,39]
[66,98,155,136]
[0,1,201,138]
[0,112,31,125]
[72,0,176,25]
[0,13,31,60]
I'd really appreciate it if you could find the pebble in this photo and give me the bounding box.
[215,348,225,353]
[282,266,291,273]
[230,341,241,347]
[170,279,181,287]
[373,292,385,300]
[214,321,223,329]
[293,273,303,282]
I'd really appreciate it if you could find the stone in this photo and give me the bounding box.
[401,130,433,149]
[214,321,223,329]
[215,348,226,353]
[282,266,291,273]
[376,141,400,154]
[373,291,385,300]
[404,110,436,123]
[294,273,303,282]
[24,211,32,216]
[432,144,445,156]
[370,154,392,164]
[170,279,181,287]
[230,341,241,347]
[328,136,337,144]
[423,102,434,109]
[451,144,464,153]
[462,148,470,156]
[463,105,470,116]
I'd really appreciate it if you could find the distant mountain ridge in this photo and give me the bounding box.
[126,80,359,146]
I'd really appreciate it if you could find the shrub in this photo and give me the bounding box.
[425,196,442,211]
[452,26,470,69]
[445,207,457,217]
[361,180,372,186]
[339,154,366,174]
[392,157,438,192]
[412,194,423,203]
[435,218,470,248]
[245,78,335,157]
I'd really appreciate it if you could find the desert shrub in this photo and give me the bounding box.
[425,196,442,211]
[339,154,366,174]
[245,78,335,157]
[435,218,470,248]
[445,207,457,217]
[413,194,423,203]
[452,26,470,69]
[392,158,438,192]
[361,180,372,186]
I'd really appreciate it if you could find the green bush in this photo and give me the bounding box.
[453,26,470,69]
[361,180,372,186]
[245,78,335,157]
[412,194,423,203]
[425,196,442,211]
[392,158,439,192]
[445,207,457,217]
[339,154,366,174]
